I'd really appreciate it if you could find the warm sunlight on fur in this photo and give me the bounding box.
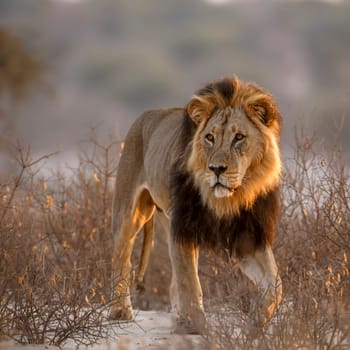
[110,76,283,334]
[186,77,282,218]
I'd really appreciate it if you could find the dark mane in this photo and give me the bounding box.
[196,77,235,103]
[170,167,280,257]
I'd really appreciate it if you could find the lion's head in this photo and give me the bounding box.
[185,76,282,218]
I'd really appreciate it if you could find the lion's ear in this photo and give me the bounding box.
[251,104,269,125]
[186,95,212,125]
[249,100,281,133]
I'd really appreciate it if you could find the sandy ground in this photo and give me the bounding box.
[0,310,205,350]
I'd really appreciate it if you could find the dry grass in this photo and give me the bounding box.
[0,129,349,349]
[0,134,121,347]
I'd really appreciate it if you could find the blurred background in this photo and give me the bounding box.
[1,0,349,169]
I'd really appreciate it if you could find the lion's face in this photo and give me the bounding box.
[198,107,264,199]
[186,77,281,218]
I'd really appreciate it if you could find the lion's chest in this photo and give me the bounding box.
[170,171,277,257]
[172,196,263,257]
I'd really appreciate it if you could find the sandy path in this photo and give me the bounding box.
[0,310,205,350]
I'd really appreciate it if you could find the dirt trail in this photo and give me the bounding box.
[0,311,205,350]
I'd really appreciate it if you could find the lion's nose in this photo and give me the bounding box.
[209,165,228,177]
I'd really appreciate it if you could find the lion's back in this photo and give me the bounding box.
[116,108,185,213]
[139,108,184,151]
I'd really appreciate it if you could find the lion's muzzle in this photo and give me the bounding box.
[207,164,242,198]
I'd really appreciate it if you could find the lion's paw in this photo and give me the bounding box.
[109,305,134,321]
[173,312,207,335]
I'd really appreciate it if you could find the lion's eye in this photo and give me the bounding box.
[234,133,245,142]
[205,134,215,144]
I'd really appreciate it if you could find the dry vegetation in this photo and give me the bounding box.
[0,130,349,349]
[0,134,121,347]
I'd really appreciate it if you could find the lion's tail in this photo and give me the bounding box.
[136,216,154,292]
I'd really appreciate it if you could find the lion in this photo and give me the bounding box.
[109,76,283,334]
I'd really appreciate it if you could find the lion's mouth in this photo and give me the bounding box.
[213,182,235,198]
[214,182,233,191]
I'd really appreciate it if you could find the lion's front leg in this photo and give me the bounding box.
[109,236,135,321]
[239,245,282,327]
[169,239,206,334]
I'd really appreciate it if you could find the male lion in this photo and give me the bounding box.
[110,76,283,333]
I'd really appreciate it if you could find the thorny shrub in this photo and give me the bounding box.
[0,134,122,347]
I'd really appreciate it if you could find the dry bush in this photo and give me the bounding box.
[0,135,122,347]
